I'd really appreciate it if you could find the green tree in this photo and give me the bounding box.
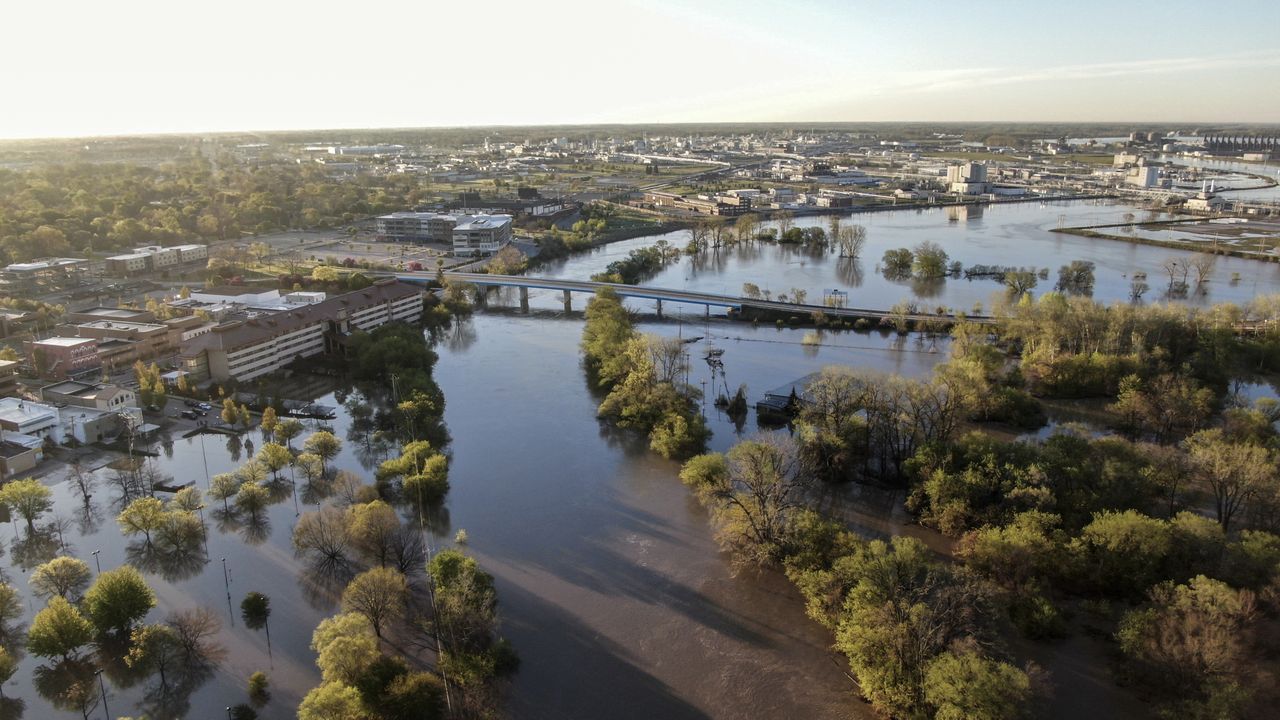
[298,682,366,720]
[0,478,53,530]
[342,567,407,638]
[83,565,156,635]
[27,596,94,660]
[30,556,92,601]
[304,431,342,475]
[911,240,949,279]
[248,671,270,706]
[235,483,270,521]
[923,650,1033,720]
[209,473,241,511]
[1117,576,1257,717]
[347,501,401,567]
[0,646,16,697]
[117,496,168,546]
[260,406,278,438]
[125,624,183,689]
[1184,429,1277,532]
[256,442,293,483]
[241,592,271,631]
[275,418,304,448]
[221,397,238,425]
[1071,510,1172,598]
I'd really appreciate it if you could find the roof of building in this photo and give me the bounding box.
[41,381,132,403]
[454,214,513,231]
[69,307,153,321]
[33,336,96,348]
[0,397,59,424]
[181,280,424,357]
[76,320,168,333]
[106,253,152,261]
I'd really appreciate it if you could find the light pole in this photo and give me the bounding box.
[96,669,109,720]
[221,557,230,599]
[91,550,101,573]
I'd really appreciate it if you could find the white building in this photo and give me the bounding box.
[0,398,60,442]
[452,215,513,257]
[1125,166,1160,188]
[946,162,989,194]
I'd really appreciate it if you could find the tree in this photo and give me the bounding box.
[235,483,270,521]
[402,455,450,507]
[342,567,407,638]
[0,583,21,628]
[1117,576,1257,716]
[238,404,252,429]
[912,241,949,279]
[0,647,16,697]
[209,473,241,511]
[698,436,810,563]
[30,556,92,601]
[1004,271,1038,296]
[293,506,353,567]
[27,596,94,660]
[221,397,238,425]
[837,224,867,258]
[276,418,304,448]
[348,501,401,567]
[1110,373,1213,443]
[1184,430,1277,531]
[125,624,183,689]
[259,406,278,438]
[382,671,446,720]
[167,607,221,660]
[1071,510,1172,598]
[248,671,270,706]
[241,592,271,631]
[881,248,914,278]
[117,496,167,546]
[1055,260,1096,295]
[0,478,53,531]
[256,442,292,482]
[304,431,342,475]
[923,650,1033,720]
[298,682,367,720]
[83,565,156,635]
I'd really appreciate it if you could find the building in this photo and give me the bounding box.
[0,432,44,476]
[0,398,60,441]
[65,320,173,366]
[41,380,138,413]
[0,360,17,396]
[180,280,425,383]
[452,215,513,257]
[66,307,156,324]
[1125,166,1160,188]
[104,244,207,275]
[945,162,990,194]
[27,337,100,379]
[376,212,460,243]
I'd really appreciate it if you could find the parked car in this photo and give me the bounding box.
[180,410,199,420]
[197,403,212,411]
[184,399,199,408]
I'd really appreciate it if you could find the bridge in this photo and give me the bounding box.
[389,270,996,325]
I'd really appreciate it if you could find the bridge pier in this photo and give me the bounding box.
[655,299,663,319]
[519,286,529,313]
[562,289,572,313]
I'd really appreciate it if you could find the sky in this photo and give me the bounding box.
[1,0,1277,139]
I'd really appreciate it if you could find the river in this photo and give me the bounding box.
[535,199,1280,312]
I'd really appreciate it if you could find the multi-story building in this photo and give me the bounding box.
[452,215,513,256]
[180,280,425,383]
[376,212,460,243]
[104,244,207,275]
[27,337,100,379]
[67,320,173,364]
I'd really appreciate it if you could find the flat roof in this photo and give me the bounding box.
[77,320,167,332]
[454,214,513,231]
[33,336,96,347]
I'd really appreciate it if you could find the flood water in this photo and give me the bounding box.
[11,199,1257,719]
[537,199,1280,310]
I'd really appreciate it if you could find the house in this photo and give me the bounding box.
[0,398,60,442]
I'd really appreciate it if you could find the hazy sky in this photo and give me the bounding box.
[3,0,1277,138]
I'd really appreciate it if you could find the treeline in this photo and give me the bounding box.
[671,290,1280,718]
[581,288,709,458]
[0,154,425,263]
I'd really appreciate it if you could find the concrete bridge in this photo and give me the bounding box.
[390,270,996,325]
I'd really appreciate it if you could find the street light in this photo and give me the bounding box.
[96,669,109,720]
[91,550,101,573]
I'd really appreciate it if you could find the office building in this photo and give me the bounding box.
[452,215,513,256]
[27,337,100,379]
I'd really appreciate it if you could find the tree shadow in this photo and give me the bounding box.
[10,527,61,572]
[241,514,271,546]
[0,696,24,720]
[32,658,100,716]
[297,557,354,612]
[125,540,209,583]
[836,257,864,288]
